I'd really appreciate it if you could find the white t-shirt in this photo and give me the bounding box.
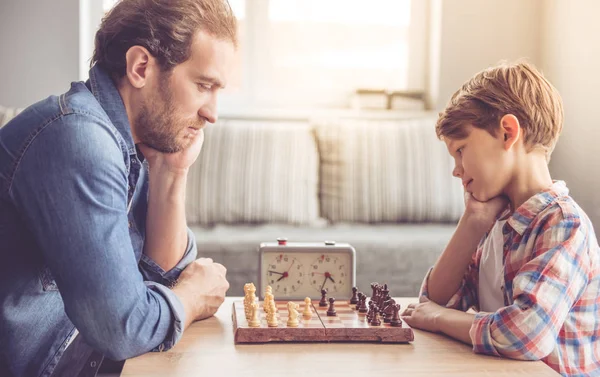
[478,220,507,312]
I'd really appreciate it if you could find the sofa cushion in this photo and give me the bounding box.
[313,117,464,223]
[186,119,323,226]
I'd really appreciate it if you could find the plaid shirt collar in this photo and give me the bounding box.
[504,180,569,236]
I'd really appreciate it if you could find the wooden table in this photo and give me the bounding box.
[122,297,560,376]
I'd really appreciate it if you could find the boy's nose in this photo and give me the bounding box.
[453,166,463,178]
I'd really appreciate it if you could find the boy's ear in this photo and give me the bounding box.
[499,114,520,150]
[124,46,156,89]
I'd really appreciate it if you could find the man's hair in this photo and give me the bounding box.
[91,0,237,77]
[435,61,564,159]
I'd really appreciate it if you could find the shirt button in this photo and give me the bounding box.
[128,221,133,228]
[158,344,165,352]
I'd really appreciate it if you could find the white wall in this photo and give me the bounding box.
[541,0,600,232]
[434,0,543,109]
[0,0,80,108]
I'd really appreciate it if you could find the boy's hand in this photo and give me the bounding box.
[401,296,446,333]
[463,192,509,234]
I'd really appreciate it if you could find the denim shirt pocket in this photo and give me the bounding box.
[39,265,59,291]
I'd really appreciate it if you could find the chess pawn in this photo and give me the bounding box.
[390,303,403,327]
[327,297,337,316]
[319,288,328,307]
[267,311,278,327]
[265,285,272,297]
[287,302,299,327]
[302,297,312,319]
[248,302,261,328]
[350,286,359,305]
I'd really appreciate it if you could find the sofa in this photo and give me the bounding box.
[0,105,463,297]
[186,113,464,297]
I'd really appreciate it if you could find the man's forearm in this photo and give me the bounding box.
[427,215,485,305]
[144,168,189,271]
[437,309,475,345]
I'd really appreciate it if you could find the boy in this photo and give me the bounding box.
[401,62,600,377]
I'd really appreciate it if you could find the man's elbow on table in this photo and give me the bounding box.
[65,293,176,361]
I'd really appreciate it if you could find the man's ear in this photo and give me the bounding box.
[124,46,155,89]
[499,114,521,150]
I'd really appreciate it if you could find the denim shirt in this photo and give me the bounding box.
[0,65,198,377]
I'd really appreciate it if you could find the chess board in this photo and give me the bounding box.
[232,300,414,344]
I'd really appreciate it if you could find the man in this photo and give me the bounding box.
[0,1,237,376]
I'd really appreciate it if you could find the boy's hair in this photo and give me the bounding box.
[91,0,238,78]
[436,61,564,160]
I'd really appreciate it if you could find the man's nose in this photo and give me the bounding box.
[199,95,217,124]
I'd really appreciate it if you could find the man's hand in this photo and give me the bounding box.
[463,192,509,235]
[401,296,447,333]
[137,130,205,175]
[172,258,230,324]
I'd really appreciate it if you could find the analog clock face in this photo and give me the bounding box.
[265,254,304,295]
[308,255,347,294]
[260,250,353,299]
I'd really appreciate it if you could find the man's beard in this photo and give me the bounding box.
[135,75,199,153]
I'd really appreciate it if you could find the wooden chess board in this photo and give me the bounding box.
[232,300,414,344]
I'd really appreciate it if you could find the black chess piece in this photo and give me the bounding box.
[319,288,328,307]
[354,292,363,310]
[327,297,337,316]
[358,295,368,313]
[366,301,375,322]
[370,282,379,303]
[390,303,403,327]
[369,306,381,326]
[350,286,359,304]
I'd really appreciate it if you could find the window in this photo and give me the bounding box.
[224,0,428,111]
[85,0,428,111]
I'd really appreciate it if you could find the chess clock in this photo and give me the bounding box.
[258,238,356,300]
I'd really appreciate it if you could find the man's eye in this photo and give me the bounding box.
[197,83,212,91]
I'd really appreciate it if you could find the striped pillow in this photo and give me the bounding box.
[186,119,323,225]
[313,117,464,223]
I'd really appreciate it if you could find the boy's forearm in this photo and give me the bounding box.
[437,309,475,345]
[427,215,486,305]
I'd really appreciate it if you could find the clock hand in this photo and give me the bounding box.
[267,270,284,275]
[328,276,335,284]
[320,276,328,291]
[276,271,290,282]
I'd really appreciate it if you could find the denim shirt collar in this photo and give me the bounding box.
[87,65,137,155]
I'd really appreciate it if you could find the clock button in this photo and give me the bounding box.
[277,237,288,245]
[324,240,336,246]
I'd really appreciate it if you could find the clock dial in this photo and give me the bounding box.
[308,254,348,294]
[266,254,304,295]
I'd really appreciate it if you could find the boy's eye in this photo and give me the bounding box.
[456,147,463,155]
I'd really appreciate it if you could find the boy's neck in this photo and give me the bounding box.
[504,152,553,212]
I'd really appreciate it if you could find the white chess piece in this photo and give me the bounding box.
[267,311,278,327]
[287,302,299,327]
[302,297,312,319]
[248,302,261,327]
[243,283,256,320]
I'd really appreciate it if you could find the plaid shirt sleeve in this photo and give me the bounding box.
[469,208,591,360]
[419,237,485,312]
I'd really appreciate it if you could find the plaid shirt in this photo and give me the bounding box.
[421,181,600,377]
